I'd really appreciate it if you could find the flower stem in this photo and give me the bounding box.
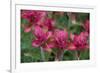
[55,49,64,61]
[40,47,45,61]
[75,51,80,60]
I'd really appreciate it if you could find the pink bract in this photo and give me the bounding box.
[44,18,55,31]
[54,30,68,49]
[32,26,55,52]
[21,10,47,25]
[84,20,90,33]
[68,32,89,50]
[32,26,47,47]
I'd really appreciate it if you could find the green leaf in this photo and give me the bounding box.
[69,24,84,34]
[63,51,75,60]
[79,49,90,60]
[21,18,29,24]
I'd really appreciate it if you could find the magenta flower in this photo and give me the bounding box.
[84,20,90,33]
[21,10,36,24]
[44,18,55,31]
[33,11,47,25]
[54,30,68,49]
[42,39,55,52]
[68,32,89,50]
[21,10,47,33]
[32,26,47,47]
[32,26,55,52]
[21,10,46,25]
[25,27,32,33]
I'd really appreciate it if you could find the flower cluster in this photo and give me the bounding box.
[21,10,90,61]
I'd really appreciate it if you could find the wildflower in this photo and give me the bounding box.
[21,10,47,32]
[32,26,47,47]
[84,20,90,33]
[44,18,55,31]
[32,26,55,52]
[68,32,89,50]
[54,30,68,49]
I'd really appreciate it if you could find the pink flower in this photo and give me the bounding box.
[67,42,76,50]
[42,39,55,52]
[32,26,47,47]
[24,26,32,33]
[21,10,35,24]
[84,20,90,33]
[32,26,55,52]
[32,40,43,47]
[54,30,68,49]
[21,10,47,33]
[21,10,47,25]
[73,32,89,49]
[33,11,47,25]
[44,18,55,31]
[68,32,89,50]
[21,23,32,33]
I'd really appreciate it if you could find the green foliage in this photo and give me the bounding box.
[21,28,34,50]
[79,49,90,60]
[54,13,69,29]
[21,18,29,24]
[63,51,76,60]
[69,24,85,34]
[77,13,89,22]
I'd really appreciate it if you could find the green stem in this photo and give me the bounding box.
[40,47,46,61]
[75,51,80,60]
